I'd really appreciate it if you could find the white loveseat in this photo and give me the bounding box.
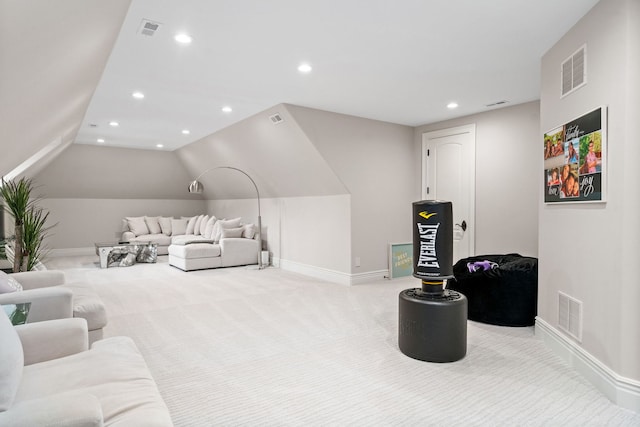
[0,313,173,426]
[121,214,260,270]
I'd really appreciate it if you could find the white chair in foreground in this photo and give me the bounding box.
[0,270,107,343]
[0,311,173,426]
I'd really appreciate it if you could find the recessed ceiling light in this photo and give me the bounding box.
[447,102,459,109]
[97,138,105,143]
[181,129,190,135]
[156,144,164,148]
[221,106,232,113]
[174,33,192,44]
[132,91,145,99]
[109,121,119,127]
[297,63,312,73]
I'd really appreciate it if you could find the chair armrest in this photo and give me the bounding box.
[121,231,136,242]
[0,287,73,323]
[9,270,66,290]
[16,318,88,365]
[0,391,103,427]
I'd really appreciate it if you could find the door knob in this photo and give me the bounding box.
[456,220,467,232]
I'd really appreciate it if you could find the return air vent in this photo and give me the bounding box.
[561,45,587,97]
[269,113,284,125]
[558,291,582,342]
[138,19,161,37]
[485,100,509,108]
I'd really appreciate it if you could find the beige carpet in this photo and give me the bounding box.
[49,255,640,426]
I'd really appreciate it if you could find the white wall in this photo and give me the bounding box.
[287,105,417,274]
[414,101,540,257]
[539,0,639,385]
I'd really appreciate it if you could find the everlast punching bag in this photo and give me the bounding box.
[398,200,467,362]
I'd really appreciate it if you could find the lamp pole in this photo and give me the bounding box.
[188,166,263,269]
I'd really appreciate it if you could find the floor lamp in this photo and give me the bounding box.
[188,166,263,269]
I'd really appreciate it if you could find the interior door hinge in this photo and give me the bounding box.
[426,187,430,194]
[427,149,430,156]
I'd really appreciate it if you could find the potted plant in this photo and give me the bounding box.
[0,178,53,272]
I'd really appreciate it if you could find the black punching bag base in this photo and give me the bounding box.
[398,288,467,363]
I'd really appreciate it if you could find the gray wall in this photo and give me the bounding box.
[539,0,640,381]
[415,101,540,257]
[32,144,205,250]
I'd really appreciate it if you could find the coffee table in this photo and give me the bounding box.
[94,241,158,268]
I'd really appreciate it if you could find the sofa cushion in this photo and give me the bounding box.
[61,283,107,331]
[212,217,242,243]
[168,243,221,258]
[221,227,244,239]
[0,272,22,294]
[171,235,210,245]
[185,216,197,234]
[15,336,172,426]
[242,223,256,239]
[193,215,204,235]
[145,216,162,234]
[158,217,172,236]
[204,216,217,239]
[171,218,188,236]
[0,310,23,411]
[126,217,149,236]
[199,215,210,236]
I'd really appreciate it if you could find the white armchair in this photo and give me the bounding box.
[0,311,173,426]
[0,270,106,343]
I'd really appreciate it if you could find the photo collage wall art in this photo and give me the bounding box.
[543,107,606,203]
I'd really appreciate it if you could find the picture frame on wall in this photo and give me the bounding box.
[543,106,607,204]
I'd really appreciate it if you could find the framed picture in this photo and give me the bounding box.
[388,242,413,279]
[543,106,607,203]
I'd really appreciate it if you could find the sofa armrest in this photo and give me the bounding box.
[0,391,103,427]
[16,318,89,365]
[121,231,135,242]
[9,270,66,290]
[0,287,73,323]
[220,237,260,251]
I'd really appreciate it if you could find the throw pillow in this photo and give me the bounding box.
[126,217,149,236]
[185,216,197,234]
[171,218,188,236]
[199,215,210,236]
[204,216,217,239]
[145,216,162,234]
[212,217,242,242]
[220,227,244,239]
[193,215,204,236]
[159,217,173,236]
[242,223,256,239]
[0,272,22,294]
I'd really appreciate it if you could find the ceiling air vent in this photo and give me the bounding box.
[485,100,509,108]
[269,113,284,125]
[561,45,587,97]
[138,19,161,37]
[558,291,582,342]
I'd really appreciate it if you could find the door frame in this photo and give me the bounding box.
[421,123,476,258]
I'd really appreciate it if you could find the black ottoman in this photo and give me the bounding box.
[446,254,538,327]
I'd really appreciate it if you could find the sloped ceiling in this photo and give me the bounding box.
[176,104,348,199]
[0,0,131,178]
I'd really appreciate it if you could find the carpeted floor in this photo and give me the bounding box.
[49,255,640,426]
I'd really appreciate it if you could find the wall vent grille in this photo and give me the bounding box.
[138,19,161,37]
[269,113,284,125]
[558,291,583,342]
[485,100,509,108]
[561,45,587,97]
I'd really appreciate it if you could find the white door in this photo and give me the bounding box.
[422,124,475,263]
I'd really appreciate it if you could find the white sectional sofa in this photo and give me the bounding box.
[121,214,260,270]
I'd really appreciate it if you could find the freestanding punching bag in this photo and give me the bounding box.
[398,200,467,362]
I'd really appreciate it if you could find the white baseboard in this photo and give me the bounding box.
[48,247,95,257]
[275,258,389,286]
[536,317,640,412]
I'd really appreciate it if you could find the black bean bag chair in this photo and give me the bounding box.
[446,254,538,327]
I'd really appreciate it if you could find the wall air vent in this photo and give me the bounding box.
[138,19,161,37]
[558,291,582,342]
[561,45,587,97]
[269,113,284,125]
[485,100,509,108]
